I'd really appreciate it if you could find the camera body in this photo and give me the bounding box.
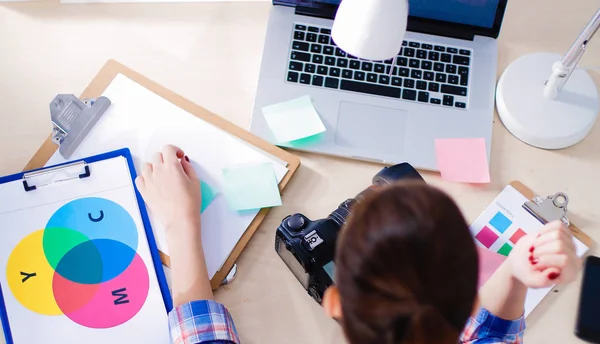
[275,163,424,303]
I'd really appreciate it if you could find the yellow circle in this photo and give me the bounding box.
[6,230,62,315]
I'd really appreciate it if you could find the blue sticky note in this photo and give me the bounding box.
[200,180,219,213]
[222,162,282,211]
[489,212,512,234]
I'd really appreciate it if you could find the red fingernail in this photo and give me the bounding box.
[531,259,538,265]
[529,246,534,253]
[548,272,560,280]
[185,156,190,162]
[529,255,534,261]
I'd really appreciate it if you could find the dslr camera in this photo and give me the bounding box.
[275,163,424,303]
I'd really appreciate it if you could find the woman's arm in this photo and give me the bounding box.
[478,262,527,320]
[461,221,581,344]
[136,145,239,344]
[479,221,580,319]
[166,217,213,306]
[135,144,213,306]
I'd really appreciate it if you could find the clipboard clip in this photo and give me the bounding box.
[51,94,111,159]
[523,192,570,226]
[22,161,91,192]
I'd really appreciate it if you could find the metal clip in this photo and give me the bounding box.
[22,161,91,192]
[523,192,570,226]
[51,94,111,159]
[221,264,237,286]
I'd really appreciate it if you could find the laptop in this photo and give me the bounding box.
[250,0,508,170]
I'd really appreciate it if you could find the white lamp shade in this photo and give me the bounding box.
[332,0,408,61]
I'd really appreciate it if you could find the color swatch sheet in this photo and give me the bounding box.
[0,157,169,343]
[469,185,589,317]
[46,73,289,279]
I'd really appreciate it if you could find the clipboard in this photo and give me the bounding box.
[0,148,172,344]
[472,181,593,318]
[22,60,301,289]
[509,181,593,248]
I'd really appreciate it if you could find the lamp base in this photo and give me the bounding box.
[496,53,599,149]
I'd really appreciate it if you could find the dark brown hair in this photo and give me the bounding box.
[336,181,478,344]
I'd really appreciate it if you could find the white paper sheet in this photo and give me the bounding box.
[46,73,289,279]
[470,185,589,318]
[0,157,170,343]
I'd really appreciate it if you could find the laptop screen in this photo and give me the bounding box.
[315,0,500,29]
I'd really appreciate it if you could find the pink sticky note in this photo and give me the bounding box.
[434,138,490,183]
[477,246,507,289]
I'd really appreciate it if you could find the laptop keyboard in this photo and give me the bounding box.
[287,23,472,109]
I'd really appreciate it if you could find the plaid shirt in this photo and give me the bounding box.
[168,301,523,344]
[168,300,240,344]
[460,307,526,343]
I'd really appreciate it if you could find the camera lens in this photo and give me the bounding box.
[328,199,355,228]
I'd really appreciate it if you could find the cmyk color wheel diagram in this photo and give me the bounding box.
[6,197,149,329]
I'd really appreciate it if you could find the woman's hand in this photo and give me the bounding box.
[135,144,201,231]
[509,221,581,288]
[479,221,581,320]
[136,145,213,305]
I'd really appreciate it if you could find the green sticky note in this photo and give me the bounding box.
[261,95,326,144]
[497,243,513,257]
[222,162,282,211]
[200,180,219,213]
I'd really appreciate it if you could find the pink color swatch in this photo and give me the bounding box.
[475,226,499,248]
[434,138,490,183]
[477,246,507,289]
[56,253,149,329]
[510,228,527,245]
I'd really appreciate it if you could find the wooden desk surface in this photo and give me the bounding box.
[1,1,598,343]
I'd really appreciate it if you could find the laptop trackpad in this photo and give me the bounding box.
[334,102,408,156]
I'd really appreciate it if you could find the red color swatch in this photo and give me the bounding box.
[510,228,527,245]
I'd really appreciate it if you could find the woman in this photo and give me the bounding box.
[136,145,580,344]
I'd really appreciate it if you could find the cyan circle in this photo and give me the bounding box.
[55,239,137,284]
[46,197,138,253]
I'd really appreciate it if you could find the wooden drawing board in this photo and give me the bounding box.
[24,60,301,289]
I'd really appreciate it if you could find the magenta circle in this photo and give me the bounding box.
[54,253,150,329]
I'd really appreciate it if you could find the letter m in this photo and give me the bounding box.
[112,288,130,305]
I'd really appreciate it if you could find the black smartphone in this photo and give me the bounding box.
[576,256,600,343]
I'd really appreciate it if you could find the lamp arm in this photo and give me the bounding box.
[543,8,600,100]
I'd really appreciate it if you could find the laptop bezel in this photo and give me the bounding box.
[274,0,508,40]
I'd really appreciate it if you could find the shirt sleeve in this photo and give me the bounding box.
[168,300,240,344]
[460,307,526,344]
